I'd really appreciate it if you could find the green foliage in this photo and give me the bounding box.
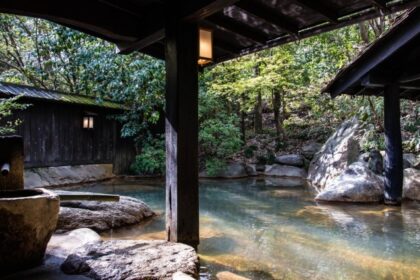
[205,158,226,177]
[0,14,165,144]
[199,88,242,171]
[0,96,29,135]
[130,135,165,175]
[1,13,418,174]
[360,125,385,152]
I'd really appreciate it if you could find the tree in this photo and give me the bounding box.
[0,14,165,145]
[0,96,29,135]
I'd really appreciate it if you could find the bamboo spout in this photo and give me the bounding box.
[1,163,10,176]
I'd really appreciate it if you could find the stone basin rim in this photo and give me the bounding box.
[0,188,58,200]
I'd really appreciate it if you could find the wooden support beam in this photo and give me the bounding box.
[293,0,338,23]
[165,12,199,248]
[383,84,403,205]
[118,0,239,54]
[209,14,268,44]
[235,0,299,37]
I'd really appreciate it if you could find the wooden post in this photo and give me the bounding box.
[383,84,403,205]
[164,14,199,248]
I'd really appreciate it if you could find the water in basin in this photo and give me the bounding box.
[69,178,420,280]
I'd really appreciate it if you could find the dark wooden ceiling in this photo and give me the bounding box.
[0,0,420,65]
[324,8,420,100]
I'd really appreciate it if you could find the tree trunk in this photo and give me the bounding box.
[254,92,263,134]
[240,93,246,145]
[358,22,370,44]
[272,90,283,143]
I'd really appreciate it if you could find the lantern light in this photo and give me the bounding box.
[83,116,94,129]
[198,28,213,65]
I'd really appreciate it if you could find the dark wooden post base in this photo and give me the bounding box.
[383,84,403,206]
[164,14,199,248]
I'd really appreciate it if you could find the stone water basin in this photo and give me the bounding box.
[0,188,59,274]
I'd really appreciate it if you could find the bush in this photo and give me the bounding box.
[199,116,242,171]
[131,136,165,175]
[205,158,226,176]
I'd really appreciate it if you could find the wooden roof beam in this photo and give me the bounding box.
[293,0,339,24]
[368,0,390,12]
[362,73,420,90]
[97,0,144,19]
[399,73,420,84]
[209,14,269,44]
[118,0,240,54]
[235,0,299,37]
[0,0,144,42]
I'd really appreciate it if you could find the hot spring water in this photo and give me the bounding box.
[70,178,420,279]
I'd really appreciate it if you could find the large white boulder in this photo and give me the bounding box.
[403,168,420,201]
[308,117,362,191]
[315,162,384,202]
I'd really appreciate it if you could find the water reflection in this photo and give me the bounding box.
[70,178,420,280]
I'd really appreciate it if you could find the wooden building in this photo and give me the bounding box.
[1,0,419,247]
[0,82,135,174]
[323,8,420,205]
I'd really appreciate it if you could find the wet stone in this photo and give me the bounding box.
[61,240,199,280]
[57,192,155,233]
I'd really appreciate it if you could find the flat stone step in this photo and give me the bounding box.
[61,240,199,280]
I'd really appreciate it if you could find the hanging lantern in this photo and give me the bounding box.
[198,28,213,65]
[82,116,94,129]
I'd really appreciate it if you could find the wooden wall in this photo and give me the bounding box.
[12,100,135,173]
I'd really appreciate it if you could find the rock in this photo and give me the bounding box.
[0,188,60,274]
[255,164,265,172]
[25,164,114,189]
[48,228,101,258]
[173,272,196,280]
[264,177,306,188]
[61,240,199,280]
[244,164,257,176]
[274,154,304,167]
[56,193,155,233]
[315,162,384,202]
[403,168,420,201]
[264,164,307,178]
[358,152,370,164]
[301,142,322,159]
[368,150,383,174]
[403,153,417,169]
[200,163,247,178]
[308,117,361,191]
[216,271,250,280]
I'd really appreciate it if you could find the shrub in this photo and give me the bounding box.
[131,135,165,175]
[199,116,242,171]
[205,158,226,176]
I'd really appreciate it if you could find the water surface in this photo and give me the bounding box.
[70,178,420,280]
